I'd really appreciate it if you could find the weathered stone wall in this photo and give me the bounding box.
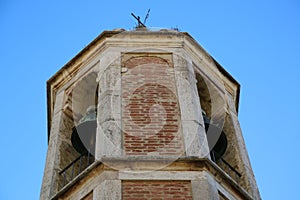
[194,65,260,199]
[41,91,65,199]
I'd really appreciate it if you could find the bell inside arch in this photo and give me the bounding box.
[71,105,97,155]
[202,111,227,161]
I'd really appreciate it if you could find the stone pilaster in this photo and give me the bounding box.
[173,54,209,158]
[96,56,122,160]
[94,180,122,200]
[191,173,220,200]
[40,91,65,199]
[226,91,261,200]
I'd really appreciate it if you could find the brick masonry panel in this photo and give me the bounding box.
[122,180,193,200]
[121,56,184,156]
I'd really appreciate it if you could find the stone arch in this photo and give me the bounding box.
[71,72,98,125]
[56,71,98,190]
[220,113,252,192]
[195,72,212,117]
[194,68,252,192]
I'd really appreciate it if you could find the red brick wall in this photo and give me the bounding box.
[122,180,193,200]
[121,55,184,156]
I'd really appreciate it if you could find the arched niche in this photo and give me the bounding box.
[57,71,98,190]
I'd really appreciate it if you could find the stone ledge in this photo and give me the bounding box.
[51,157,253,200]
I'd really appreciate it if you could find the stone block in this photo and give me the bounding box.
[96,120,122,160]
[94,180,121,200]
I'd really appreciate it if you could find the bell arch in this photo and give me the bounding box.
[56,71,98,190]
[194,68,254,195]
[195,69,227,157]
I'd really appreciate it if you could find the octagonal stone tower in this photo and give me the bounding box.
[40,29,261,200]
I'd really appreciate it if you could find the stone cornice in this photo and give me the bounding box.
[51,157,253,200]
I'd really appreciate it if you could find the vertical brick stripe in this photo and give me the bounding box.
[122,180,193,200]
[121,56,184,156]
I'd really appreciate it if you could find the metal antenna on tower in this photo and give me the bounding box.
[131,9,150,28]
[143,9,150,25]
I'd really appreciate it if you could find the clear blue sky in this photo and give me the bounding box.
[0,1,299,199]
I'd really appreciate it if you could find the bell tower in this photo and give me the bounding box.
[41,29,260,200]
